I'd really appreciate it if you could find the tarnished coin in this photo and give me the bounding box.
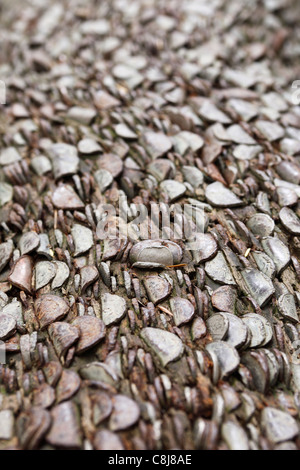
[242,314,271,348]
[0,314,17,340]
[241,351,270,394]
[261,407,299,444]
[222,313,249,350]
[72,316,106,354]
[170,297,195,326]
[261,237,291,275]
[206,341,240,379]
[141,328,184,367]
[207,313,229,342]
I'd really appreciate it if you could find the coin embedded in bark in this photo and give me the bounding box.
[227,124,256,145]
[72,316,106,354]
[220,384,241,412]
[247,214,275,237]
[207,313,229,341]
[191,317,207,340]
[0,293,8,310]
[262,92,288,112]
[35,261,56,290]
[56,370,81,404]
[35,295,69,330]
[205,252,236,285]
[205,182,243,208]
[278,294,299,323]
[78,138,101,155]
[52,185,84,210]
[20,333,37,370]
[252,252,276,279]
[141,327,184,366]
[32,383,55,409]
[242,314,269,348]
[102,238,125,261]
[233,144,262,161]
[37,234,53,259]
[206,341,240,379]
[261,407,299,444]
[262,349,280,387]
[224,68,257,88]
[48,321,79,358]
[160,180,186,202]
[79,362,118,386]
[17,408,51,450]
[47,143,79,179]
[144,276,172,305]
[47,402,82,449]
[132,245,172,268]
[80,19,109,35]
[80,266,99,293]
[275,179,300,198]
[222,313,249,349]
[115,123,137,140]
[0,240,13,273]
[261,237,291,275]
[94,169,113,192]
[182,166,204,187]
[227,98,258,122]
[130,240,182,269]
[236,392,255,422]
[144,132,173,159]
[256,191,271,214]
[101,293,127,326]
[72,224,93,256]
[0,182,13,207]
[170,297,195,326]
[112,64,136,80]
[255,120,285,141]
[51,261,70,289]
[94,90,120,110]
[241,351,270,394]
[43,361,63,388]
[67,106,97,125]
[279,207,300,235]
[206,347,221,385]
[0,147,21,166]
[8,255,33,294]
[148,159,176,182]
[0,410,14,441]
[241,269,275,307]
[19,231,40,256]
[277,161,300,184]
[31,156,52,176]
[94,430,124,451]
[109,395,140,431]
[191,233,218,264]
[221,421,249,451]
[259,317,273,345]
[0,314,16,340]
[98,153,123,178]
[211,286,237,313]
[91,392,113,426]
[199,100,232,124]
[277,187,298,207]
